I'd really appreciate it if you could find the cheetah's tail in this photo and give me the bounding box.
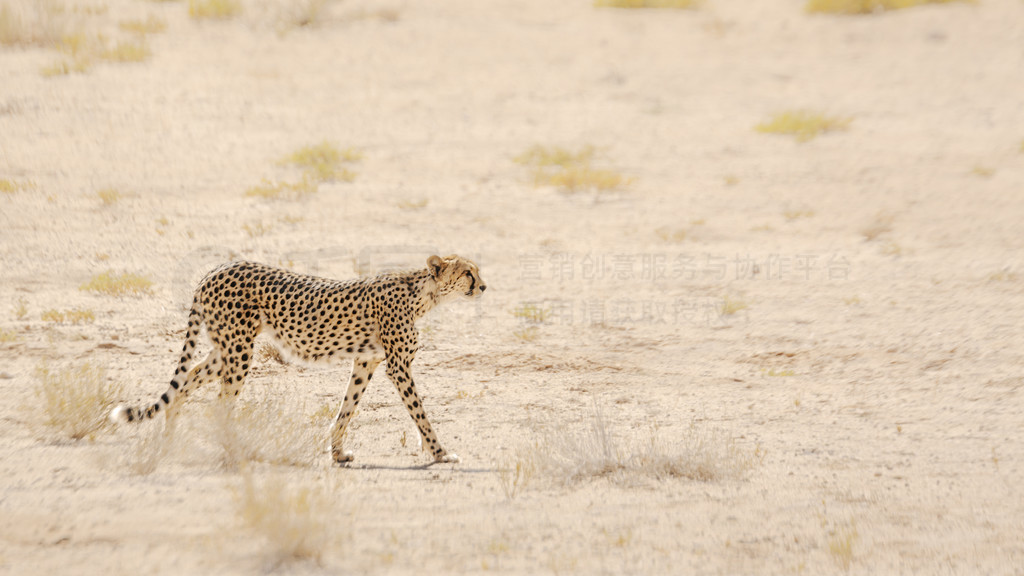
[109,301,204,425]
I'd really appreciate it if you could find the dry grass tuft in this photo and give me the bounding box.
[257,342,287,364]
[512,302,551,324]
[0,1,69,48]
[235,469,341,565]
[756,110,851,142]
[514,145,628,193]
[118,15,167,35]
[807,0,974,14]
[96,188,124,205]
[508,405,763,489]
[100,38,150,62]
[0,328,19,343]
[80,271,154,297]
[244,177,317,201]
[279,141,361,183]
[206,398,333,468]
[827,522,859,569]
[0,178,35,194]
[34,363,124,440]
[720,295,748,316]
[595,0,699,8]
[188,0,242,20]
[41,308,95,325]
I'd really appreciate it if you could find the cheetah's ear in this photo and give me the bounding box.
[427,255,444,279]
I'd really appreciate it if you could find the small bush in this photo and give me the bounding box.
[0,1,68,48]
[0,328,19,343]
[41,32,98,76]
[807,0,974,14]
[188,0,242,20]
[14,297,29,320]
[41,308,95,325]
[512,302,551,324]
[100,38,150,63]
[118,15,167,35]
[514,145,628,193]
[827,522,858,569]
[0,178,35,194]
[207,398,333,468]
[720,296,748,316]
[595,0,699,8]
[279,142,361,183]
[498,449,537,499]
[244,177,317,201]
[80,271,154,297]
[755,110,851,142]
[235,470,340,564]
[34,363,124,440]
[521,405,762,487]
[96,188,125,205]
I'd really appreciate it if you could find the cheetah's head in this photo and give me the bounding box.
[428,254,487,300]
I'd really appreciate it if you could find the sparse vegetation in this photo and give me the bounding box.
[513,326,540,342]
[278,0,329,30]
[14,297,28,320]
[0,1,69,48]
[514,145,628,193]
[188,0,242,20]
[512,302,551,324]
[656,219,705,243]
[244,177,317,201]
[341,7,400,23]
[970,165,994,178]
[243,221,273,238]
[784,209,815,221]
[235,470,340,565]
[257,342,286,364]
[720,296,748,316]
[207,398,333,468]
[0,328,18,343]
[118,15,167,35]
[34,363,124,440]
[100,38,150,62]
[594,0,699,8]
[755,110,851,142]
[41,308,96,325]
[397,198,428,210]
[498,449,537,499]
[827,522,858,570]
[807,0,974,14]
[279,141,361,183]
[80,271,154,297]
[0,178,35,194]
[246,142,360,201]
[96,188,124,205]
[514,405,762,487]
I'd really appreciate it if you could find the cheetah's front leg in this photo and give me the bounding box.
[385,353,459,464]
[331,358,382,464]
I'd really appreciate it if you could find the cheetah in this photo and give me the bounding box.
[110,254,486,464]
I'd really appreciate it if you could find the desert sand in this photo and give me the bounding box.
[1,0,1023,574]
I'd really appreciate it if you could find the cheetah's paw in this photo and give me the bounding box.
[437,452,460,464]
[332,450,355,464]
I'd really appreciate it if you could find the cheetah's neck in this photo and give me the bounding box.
[408,269,440,320]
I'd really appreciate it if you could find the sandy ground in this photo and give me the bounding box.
[2,0,1024,573]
